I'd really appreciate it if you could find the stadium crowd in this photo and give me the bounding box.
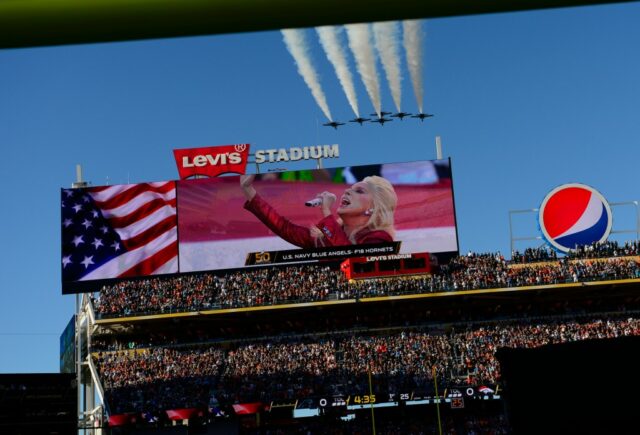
[453,316,640,383]
[355,255,639,297]
[96,347,225,412]
[567,240,639,259]
[93,265,348,316]
[510,246,557,263]
[92,241,640,429]
[92,242,640,318]
[94,315,640,414]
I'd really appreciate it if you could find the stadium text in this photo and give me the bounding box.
[255,144,339,164]
[366,254,413,262]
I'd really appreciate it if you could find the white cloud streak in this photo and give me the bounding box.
[282,28,333,121]
[345,23,382,117]
[402,20,424,114]
[316,25,360,118]
[373,21,402,113]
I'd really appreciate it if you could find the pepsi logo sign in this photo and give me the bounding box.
[539,183,612,253]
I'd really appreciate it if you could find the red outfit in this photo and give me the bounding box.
[244,194,392,248]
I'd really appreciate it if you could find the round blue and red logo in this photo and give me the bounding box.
[539,184,612,253]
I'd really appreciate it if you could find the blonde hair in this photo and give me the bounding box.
[312,175,397,245]
[362,175,397,238]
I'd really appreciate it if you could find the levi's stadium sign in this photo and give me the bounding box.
[173,144,341,179]
[173,144,250,179]
[539,183,612,253]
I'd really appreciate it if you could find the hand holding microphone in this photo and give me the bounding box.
[306,191,336,217]
[305,198,323,207]
[305,191,336,206]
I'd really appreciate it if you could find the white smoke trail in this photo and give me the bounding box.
[345,23,382,117]
[402,20,424,114]
[373,21,402,113]
[281,28,333,121]
[316,26,360,118]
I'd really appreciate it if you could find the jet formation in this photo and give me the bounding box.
[323,112,433,129]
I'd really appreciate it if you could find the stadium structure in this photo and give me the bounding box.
[68,175,640,434]
[58,147,640,435]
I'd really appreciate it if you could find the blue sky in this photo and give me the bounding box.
[0,3,638,373]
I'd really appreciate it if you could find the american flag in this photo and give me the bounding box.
[61,181,178,283]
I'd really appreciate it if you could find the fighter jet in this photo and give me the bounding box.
[349,117,371,126]
[391,112,412,121]
[323,121,345,130]
[412,113,434,121]
[371,117,393,126]
[370,111,392,117]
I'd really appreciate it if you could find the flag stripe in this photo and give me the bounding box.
[89,182,169,202]
[151,256,178,275]
[121,215,176,251]
[80,227,177,280]
[92,182,175,209]
[97,190,176,219]
[115,206,176,241]
[90,186,112,193]
[112,204,176,237]
[117,240,179,278]
[107,197,177,228]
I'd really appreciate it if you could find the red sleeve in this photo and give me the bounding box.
[314,218,394,246]
[244,194,315,248]
[315,215,351,246]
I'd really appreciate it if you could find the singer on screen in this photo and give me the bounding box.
[240,174,397,248]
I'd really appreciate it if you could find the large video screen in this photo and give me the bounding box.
[179,159,458,272]
[61,159,457,293]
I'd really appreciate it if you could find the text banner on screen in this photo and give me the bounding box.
[244,243,401,266]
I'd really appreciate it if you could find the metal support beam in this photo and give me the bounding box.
[508,208,541,254]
